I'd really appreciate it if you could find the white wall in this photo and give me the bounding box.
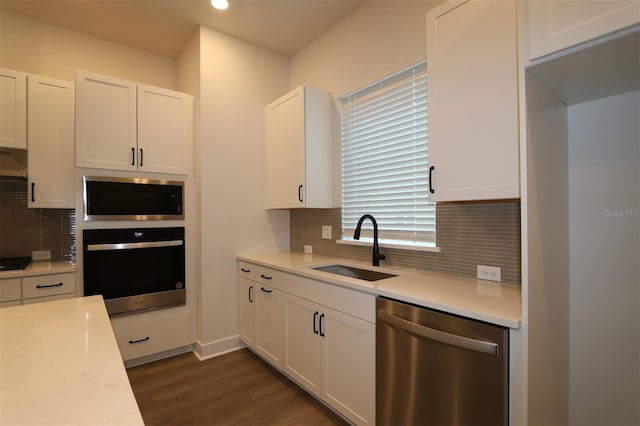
[196,26,290,357]
[290,0,444,96]
[568,90,640,425]
[0,10,176,89]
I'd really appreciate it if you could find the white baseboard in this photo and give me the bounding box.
[193,335,244,361]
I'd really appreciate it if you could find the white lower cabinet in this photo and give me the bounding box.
[254,284,283,368]
[0,272,76,307]
[237,261,376,425]
[238,277,255,347]
[110,306,190,361]
[282,285,375,426]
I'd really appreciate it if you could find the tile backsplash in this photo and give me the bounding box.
[291,201,521,284]
[0,179,76,262]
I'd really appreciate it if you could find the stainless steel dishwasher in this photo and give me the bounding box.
[376,297,508,426]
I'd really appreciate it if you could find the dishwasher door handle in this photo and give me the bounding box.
[377,309,499,355]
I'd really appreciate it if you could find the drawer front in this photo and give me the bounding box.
[21,293,74,305]
[238,261,254,280]
[0,278,21,302]
[282,273,376,323]
[22,273,76,299]
[254,266,282,289]
[110,307,191,361]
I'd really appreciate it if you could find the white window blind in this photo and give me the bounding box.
[340,61,435,246]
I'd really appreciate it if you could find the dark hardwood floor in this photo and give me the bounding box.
[127,348,349,426]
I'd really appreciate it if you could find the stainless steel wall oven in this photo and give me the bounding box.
[83,227,185,316]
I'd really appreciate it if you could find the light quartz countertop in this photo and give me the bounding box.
[0,261,75,279]
[0,295,144,425]
[237,251,522,329]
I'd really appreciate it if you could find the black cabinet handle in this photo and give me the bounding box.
[260,287,272,293]
[298,185,303,202]
[36,282,63,289]
[131,147,135,166]
[428,166,435,194]
[319,313,325,337]
[248,286,253,303]
[139,148,144,167]
[31,182,35,202]
[260,274,272,280]
[128,337,150,344]
[313,311,319,335]
[240,268,251,273]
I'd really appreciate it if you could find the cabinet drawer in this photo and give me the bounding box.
[110,307,191,361]
[0,278,21,302]
[22,273,75,299]
[238,261,254,280]
[282,273,375,323]
[254,266,282,289]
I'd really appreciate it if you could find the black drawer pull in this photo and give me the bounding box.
[139,148,144,167]
[298,184,303,202]
[260,274,272,280]
[313,311,319,335]
[31,182,36,202]
[240,268,251,273]
[131,147,135,166]
[129,337,150,344]
[248,285,253,303]
[260,287,272,293]
[36,282,63,289]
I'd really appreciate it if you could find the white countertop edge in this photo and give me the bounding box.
[237,252,522,329]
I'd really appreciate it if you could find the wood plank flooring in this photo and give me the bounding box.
[126,348,348,426]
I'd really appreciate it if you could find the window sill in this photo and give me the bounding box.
[337,238,441,253]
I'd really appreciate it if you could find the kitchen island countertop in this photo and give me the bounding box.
[237,251,521,329]
[0,295,144,425]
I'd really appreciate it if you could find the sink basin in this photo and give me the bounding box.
[311,264,397,282]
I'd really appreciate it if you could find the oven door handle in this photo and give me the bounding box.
[86,240,183,251]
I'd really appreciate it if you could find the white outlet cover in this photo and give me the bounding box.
[322,225,332,239]
[477,265,501,282]
[304,245,313,254]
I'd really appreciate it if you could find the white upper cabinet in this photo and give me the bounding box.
[528,0,640,61]
[137,84,192,175]
[76,70,192,175]
[265,85,332,209]
[0,68,27,149]
[426,0,520,202]
[28,75,75,209]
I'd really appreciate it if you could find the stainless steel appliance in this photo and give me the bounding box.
[83,176,184,221]
[83,227,185,316]
[376,297,508,426]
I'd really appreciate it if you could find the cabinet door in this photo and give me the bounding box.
[0,68,27,149]
[28,75,75,208]
[283,293,322,397]
[238,278,255,348]
[76,71,137,171]
[528,0,640,61]
[255,284,283,368]
[265,87,305,209]
[426,0,519,201]
[322,306,375,425]
[137,84,192,175]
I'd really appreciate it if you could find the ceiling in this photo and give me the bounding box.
[0,0,366,58]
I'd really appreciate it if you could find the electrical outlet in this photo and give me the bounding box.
[322,225,332,240]
[32,250,51,261]
[304,245,313,254]
[477,265,501,282]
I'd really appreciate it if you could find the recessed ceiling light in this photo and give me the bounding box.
[211,0,229,10]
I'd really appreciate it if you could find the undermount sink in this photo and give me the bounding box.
[311,264,397,282]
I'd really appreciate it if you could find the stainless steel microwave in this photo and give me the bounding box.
[83,176,184,221]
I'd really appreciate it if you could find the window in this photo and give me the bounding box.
[340,61,435,248]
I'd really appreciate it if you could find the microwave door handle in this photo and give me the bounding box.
[86,240,183,251]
